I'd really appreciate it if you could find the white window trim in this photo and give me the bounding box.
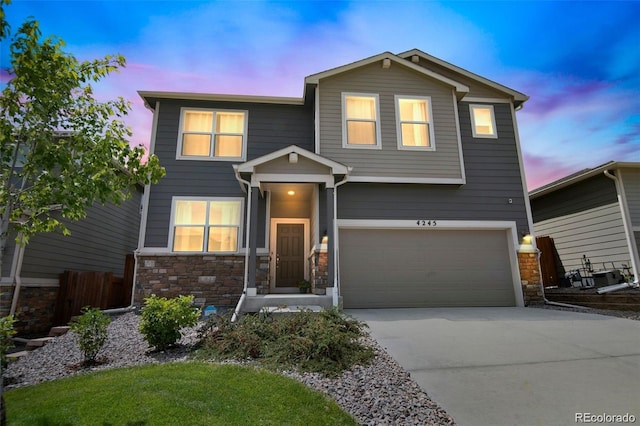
[176,107,249,161]
[168,196,245,253]
[470,104,498,139]
[395,95,436,151]
[341,92,382,150]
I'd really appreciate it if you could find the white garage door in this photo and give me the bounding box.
[339,228,517,308]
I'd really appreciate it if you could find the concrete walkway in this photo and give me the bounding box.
[347,307,640,426]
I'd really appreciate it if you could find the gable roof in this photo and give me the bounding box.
[398,49,529,107]
[305,51,470,100]
[234,144,350,175]
[529,161,640,199]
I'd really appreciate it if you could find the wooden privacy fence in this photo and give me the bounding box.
[53,255,134,325]
[536,236,562,287]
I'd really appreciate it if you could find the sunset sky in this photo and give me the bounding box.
[1,0,638,190]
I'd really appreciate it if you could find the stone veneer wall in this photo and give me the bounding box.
[135,254,269,307]
[0,285,58,335]
[309,249,328,292]
[518,251,544,304]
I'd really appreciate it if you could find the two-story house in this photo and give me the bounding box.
[134,49,539,313]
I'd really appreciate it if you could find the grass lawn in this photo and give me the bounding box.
[5,361,357,425]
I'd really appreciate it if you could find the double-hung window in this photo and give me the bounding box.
[171,198,242,252]
[342,93,381,148]
[395,96,435,150]
[178,108,247,160]
[470,104,497,138]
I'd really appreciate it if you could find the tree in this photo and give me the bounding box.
[0,1,165,277]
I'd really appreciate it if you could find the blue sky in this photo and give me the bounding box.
[1,0,638,189]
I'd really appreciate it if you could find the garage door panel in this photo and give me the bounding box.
[339,228,516,308]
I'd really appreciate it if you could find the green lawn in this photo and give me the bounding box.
[5,361,357,425]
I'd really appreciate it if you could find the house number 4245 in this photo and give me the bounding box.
[416,220,437,227]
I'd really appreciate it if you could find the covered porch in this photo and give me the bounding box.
[232,145,350,312]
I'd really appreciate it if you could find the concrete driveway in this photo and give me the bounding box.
[347,307,640,426]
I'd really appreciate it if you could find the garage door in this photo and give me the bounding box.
[339,228,517,308]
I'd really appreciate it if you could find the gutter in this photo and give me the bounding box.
[231,167,253,322]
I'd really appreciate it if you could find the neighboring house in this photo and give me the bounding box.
[0,189,142,332]
[530,161,640,285]
[135,49,539,311]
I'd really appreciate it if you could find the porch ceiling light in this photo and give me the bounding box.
[287,190,295,196]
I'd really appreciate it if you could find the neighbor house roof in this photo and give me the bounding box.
[529,161,640,199]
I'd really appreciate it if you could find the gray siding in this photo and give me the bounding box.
[3,187,142,279]
[337,102,529,232]
[534,203,629,273]
[620,167,640,226]
[415,57,512,99]
[318,63,463,180]
[531,175,617,223]
[144,99,314,249]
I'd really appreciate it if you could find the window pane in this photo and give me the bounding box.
[182,134,211,156]
[473,107,495,135]
[347,121,376,145]
[399,99,427,122]
[209,201,241,225]
[401,123,430,147]
[183,111,213,132]
[214,135,243,157]
[216,112,245,133]
[175,200,207,225]
[208,227,238,252]
[346,96,376,119]
[174,226,204,251]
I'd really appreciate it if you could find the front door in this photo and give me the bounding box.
[275,223,305,287]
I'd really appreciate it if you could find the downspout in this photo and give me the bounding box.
[232,168,252,322]
[518,235,588,310]
[604,169,639,279]
[101,249,138,315]
[537,249,591,310]
[332,168,351,307]
[103,101,160,316]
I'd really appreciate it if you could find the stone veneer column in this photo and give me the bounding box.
[518,250,544,304]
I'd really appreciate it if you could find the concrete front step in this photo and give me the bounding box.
[243,294,333,312]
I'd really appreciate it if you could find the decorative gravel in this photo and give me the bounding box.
[3,312,455,425]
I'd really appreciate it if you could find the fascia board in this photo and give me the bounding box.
[399,49,529,105]
[138,91,304,108]
[304,52,469,96]
[236,145,349,175]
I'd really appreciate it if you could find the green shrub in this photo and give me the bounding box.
[0,315,16,367]
[139,295,200,351]
[197,307,374,376]
[69,307,111,365]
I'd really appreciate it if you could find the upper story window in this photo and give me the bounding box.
[171,198,243,252]
[342,93,381,149]
[177,108,247,160]
[395,96,435,150]
[470,104,497,138]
